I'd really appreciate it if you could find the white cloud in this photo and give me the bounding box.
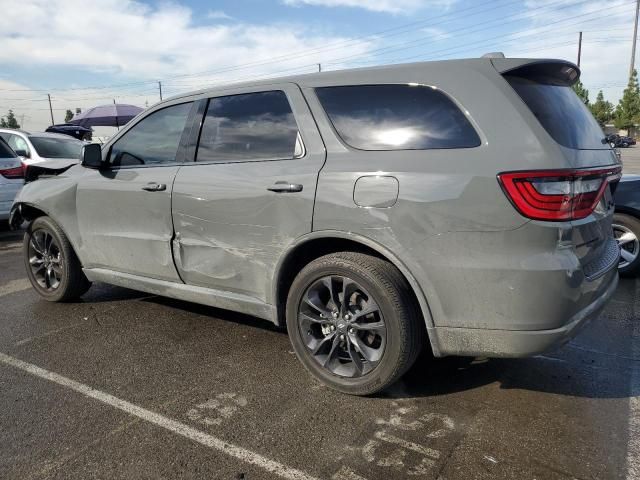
[0,0,374,85]
[281,0,455,15]
[206,10,232,21]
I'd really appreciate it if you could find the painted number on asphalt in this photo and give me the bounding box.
[186,393,248,426]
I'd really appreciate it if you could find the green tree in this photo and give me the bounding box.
[589,90,614,126]
[0,110,20,129]
[572,80,589,105]
[64,109,74,123]
[615,69,640,129]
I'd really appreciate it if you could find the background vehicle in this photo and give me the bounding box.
[45,124,93,141]
[606,134,635,148]
[0,136,24,223]
[0,129,83,166]
[613,175,640,276]
[10,58,620,395]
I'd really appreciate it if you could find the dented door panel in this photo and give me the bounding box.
[171,83,326,303]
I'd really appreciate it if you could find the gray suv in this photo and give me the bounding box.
[10,58,621,395]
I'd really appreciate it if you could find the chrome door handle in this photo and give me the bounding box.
[142,182,166,192]
[267,181,303,193]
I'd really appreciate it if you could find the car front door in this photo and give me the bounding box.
[76,101,195,281]
[171,84,326,303]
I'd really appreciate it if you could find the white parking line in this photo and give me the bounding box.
[0,278,31,297]
[0,352,321,480]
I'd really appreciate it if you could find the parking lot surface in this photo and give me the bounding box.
[622,145,640,174]
[0,225,638,480]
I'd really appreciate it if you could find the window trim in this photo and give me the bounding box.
[105,101,195,171]
[314,82,482,152]
[192,89,306,166]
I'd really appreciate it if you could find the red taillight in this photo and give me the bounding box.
[497,166,622,221]
[0,162,25,179]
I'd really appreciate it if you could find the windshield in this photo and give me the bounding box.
[29,136,83,159]
[505,75,606,150]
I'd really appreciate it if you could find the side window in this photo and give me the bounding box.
[197,91,301,162]
[109,102,192,167]
[315,84,481,150]
[2,134,30,155]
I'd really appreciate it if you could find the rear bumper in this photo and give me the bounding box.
[430,269,618,357]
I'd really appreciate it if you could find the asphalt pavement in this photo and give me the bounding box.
[622,145,640,174]
[0,224,638,480]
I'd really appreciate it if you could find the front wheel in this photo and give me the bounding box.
[23,216,91,301]
[286,252,425,396]
[613,213,640,277]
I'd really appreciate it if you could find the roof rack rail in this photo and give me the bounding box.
[481,52,506,59]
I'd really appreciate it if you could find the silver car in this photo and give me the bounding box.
[0,136,23,221]
[0,129,83,166]
[10,57,621,395]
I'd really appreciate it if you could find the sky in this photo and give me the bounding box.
[0,0,637,132]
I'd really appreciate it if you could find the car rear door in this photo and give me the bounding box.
[76,101,196,281]
[171,83,326,304]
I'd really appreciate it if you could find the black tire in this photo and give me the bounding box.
[613,213,640,277]
[286,252,425,396]
[623,142,629,148]
[23,216,91,301]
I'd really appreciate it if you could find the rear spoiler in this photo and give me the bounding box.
[490,58,580,86]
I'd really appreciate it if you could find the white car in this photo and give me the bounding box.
[0,129,83,166]
[0,136,24,221]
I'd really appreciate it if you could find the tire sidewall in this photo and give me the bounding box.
[23,217,72,301]
[286,259,407,395]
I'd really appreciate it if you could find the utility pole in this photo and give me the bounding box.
[631,0,640,78]
[47,94,54,125]
[577,31,582,67]
[158,81,163,101]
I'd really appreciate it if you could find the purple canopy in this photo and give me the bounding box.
[69,103,143,128]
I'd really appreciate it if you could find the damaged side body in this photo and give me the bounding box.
[11,57,620,361]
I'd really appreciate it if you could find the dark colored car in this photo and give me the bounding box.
[606,134,635,148]
[613,175,640,275]
[45,124,92,141]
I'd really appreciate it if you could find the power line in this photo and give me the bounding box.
[0,0,524,93]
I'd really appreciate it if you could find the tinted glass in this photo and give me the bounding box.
[0,137,17,158]
[29,136,83,159]
[197,91,299,162]
[110,102,192,166]
[505,76,606,150]
[316,84,480,150]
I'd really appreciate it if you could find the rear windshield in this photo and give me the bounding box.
[29,136,83,159]
[0,137,17,158]
[316,84,480,151]
[505,76,606,150]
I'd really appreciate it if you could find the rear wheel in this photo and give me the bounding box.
[23,216,91,301]
[286,252,424,395]
[613,213,640,277]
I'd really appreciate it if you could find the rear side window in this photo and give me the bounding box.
[197,91,300,162]
[505,75,605,150]
[315,84,480,150]
[0,137,16,158]
[109,102,192,166]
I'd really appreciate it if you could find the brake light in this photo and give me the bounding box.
[497,166,622,221]
[0,162,25,179]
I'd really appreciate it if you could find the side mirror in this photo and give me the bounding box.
[81,143,105,169]
[14,149,29,158]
